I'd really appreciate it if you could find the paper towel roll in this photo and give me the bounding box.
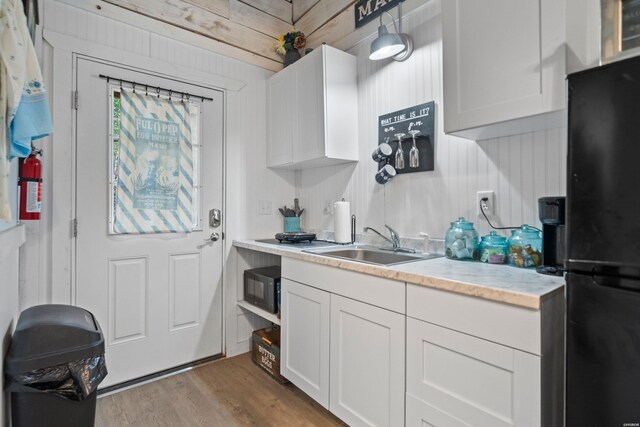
[334,200,351,243]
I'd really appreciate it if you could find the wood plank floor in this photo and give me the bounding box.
[95,353,347,427]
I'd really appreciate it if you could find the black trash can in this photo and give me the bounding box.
[4,304,107,427]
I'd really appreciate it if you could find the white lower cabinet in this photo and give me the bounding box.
[406,318,541,427]
[278,258,561,426]
[281,278,331,408]
[280,258,405,426]
[404,282,563,426]
[330,294,405,427]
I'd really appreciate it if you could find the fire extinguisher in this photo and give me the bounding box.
[18,148,43,220]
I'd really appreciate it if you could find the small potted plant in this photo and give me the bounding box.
[276,30,306,67]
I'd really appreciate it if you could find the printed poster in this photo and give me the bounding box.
[114,90,194,233]
[132,117,180,210]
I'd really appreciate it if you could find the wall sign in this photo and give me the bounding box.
[378,101,435,174]
[602,0,640,63]
[354,0,405,29]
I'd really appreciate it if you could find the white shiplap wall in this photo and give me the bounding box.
[36,0,296,356]
[297,0,567,240]
[0,226,23,426]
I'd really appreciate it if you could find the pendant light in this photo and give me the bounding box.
[369,4,413,62]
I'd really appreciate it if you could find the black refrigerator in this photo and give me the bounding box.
[566,56,640,425]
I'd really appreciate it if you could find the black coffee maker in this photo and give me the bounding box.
[537,196,566,276]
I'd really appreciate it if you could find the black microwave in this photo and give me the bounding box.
[244,266,281,314]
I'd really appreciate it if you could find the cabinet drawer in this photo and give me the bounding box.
[407,284,540,354]
[406,393,468,427]
[406,318,540,427]
[282,258,405,314]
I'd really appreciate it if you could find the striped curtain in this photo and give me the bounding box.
[114,90,193,233]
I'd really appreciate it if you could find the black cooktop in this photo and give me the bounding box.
[275,232,316,243]
[255,238,338,248]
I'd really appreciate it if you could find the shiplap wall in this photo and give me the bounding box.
[35,0,295,356]
[297,0,567,240]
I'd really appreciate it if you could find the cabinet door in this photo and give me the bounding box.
[406,318,540,427]
[266,70,294,167]
[293,49,325,164]
[329,294,405,427]
[281,278,330,408]
[442,0,562,134]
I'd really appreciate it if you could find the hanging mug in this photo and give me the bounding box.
[375,164,396,184]
[371,143,393,162]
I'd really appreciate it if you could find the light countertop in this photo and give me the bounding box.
[233,239,565,310]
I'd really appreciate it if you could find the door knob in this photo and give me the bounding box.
[204,232,220,242]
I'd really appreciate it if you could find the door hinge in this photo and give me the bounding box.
[72,218,78,238]
[73,91,79,110]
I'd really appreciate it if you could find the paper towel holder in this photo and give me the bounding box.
[333,198,352,244]
[351,214,356,244]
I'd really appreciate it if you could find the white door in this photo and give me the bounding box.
[329,294,405,427]
[74,58,224,387]
[280,278,331,408]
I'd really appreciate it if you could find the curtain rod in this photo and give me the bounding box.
[98,74,214,102]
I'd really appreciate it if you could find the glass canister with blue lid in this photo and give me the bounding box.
[445,217,479,260]
[507,225,542,268]
[479,231,508,264]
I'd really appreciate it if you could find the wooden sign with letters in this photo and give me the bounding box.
[354,0,405,29]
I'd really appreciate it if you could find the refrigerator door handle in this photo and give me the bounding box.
[592,275,640,293]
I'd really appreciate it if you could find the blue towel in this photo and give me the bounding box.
[9,90,53,158]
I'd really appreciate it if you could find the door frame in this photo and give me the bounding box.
[44,30,244,352]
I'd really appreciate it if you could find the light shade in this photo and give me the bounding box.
[369,25,406,60]
[368,7,414,62]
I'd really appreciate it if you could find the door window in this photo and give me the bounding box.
[108,88,202,233]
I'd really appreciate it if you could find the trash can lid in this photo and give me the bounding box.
[4,304,105,374]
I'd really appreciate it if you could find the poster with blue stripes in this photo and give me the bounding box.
[114,90,193,233]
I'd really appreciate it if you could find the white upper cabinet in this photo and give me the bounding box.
[442,0,566,140]
[266,70,294,166]
[266,45,359,169]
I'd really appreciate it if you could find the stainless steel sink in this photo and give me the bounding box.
[303,246,442,266]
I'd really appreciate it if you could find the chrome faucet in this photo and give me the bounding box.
[363,225,415,253]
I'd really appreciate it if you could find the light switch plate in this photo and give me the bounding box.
[258,200,272,215]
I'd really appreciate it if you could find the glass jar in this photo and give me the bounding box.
[507,225,542,268]
[479,231,508,264]
[445,217,479,261]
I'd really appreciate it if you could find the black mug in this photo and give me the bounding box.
[375,164,396,184]
[371,143,393,162]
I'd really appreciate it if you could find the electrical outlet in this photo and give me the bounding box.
[258,200,272,215]
[477,191,495,216]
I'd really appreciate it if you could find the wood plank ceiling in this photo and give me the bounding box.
[103,0,360,70]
